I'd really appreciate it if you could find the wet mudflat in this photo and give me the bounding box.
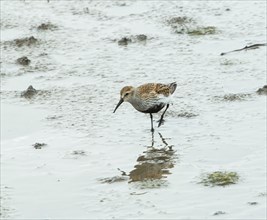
[1,1,266,219]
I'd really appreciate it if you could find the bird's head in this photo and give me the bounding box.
[113,86,134,113]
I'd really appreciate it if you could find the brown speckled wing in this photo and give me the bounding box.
[137,83,158,99]
[155,83,171,97]
[137,83,171,99]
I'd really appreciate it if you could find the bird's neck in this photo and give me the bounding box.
[128,92,146,112]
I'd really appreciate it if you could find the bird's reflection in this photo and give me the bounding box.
[129,132,177,184]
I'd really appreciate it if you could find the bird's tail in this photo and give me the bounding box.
[169,82,177,94]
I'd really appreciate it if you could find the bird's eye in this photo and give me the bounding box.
[125,93,129,97]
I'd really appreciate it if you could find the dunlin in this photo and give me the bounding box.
[113,82,177,132]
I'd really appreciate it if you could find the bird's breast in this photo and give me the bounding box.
[129,96,166,113]
[140,103,165,113]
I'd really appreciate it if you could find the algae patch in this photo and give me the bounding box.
[200,171,239,186]
[136,34,147,41]
[167,16,194,25]
[187,26,217,36]
[166,16,217,35]
[214,93,252,102]
[222,94,250,101]
[14,36,38,47]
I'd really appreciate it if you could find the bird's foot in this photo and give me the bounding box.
[157,118,165,127]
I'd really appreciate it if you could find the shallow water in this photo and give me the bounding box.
[1,1,266,219]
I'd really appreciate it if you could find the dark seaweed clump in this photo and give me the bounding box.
[37,22,57,31]
[33,143,47,149]
[16,56,31,66]
[21,85,38,99]
[117,34,147,46]
[14,36,38,47]
[118,37,132,46]
[256,85,267,95]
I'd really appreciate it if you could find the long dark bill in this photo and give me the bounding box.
[113,98,124,113]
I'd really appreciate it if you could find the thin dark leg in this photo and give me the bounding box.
[158,132,168,147]
[151,131,155,147]
[150,113,154,133]
[158,104,169,127]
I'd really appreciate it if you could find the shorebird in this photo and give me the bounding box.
[113,82,177,132]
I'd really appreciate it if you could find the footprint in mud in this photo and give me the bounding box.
[247,202,258,205]
[72,150,86,156]
[33,142,47,149]
[63,150,89,160]
[213,211,226,216]
[117,34,148,46]
[128,132,177,188]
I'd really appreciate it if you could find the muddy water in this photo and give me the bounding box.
[1,1,266,219]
